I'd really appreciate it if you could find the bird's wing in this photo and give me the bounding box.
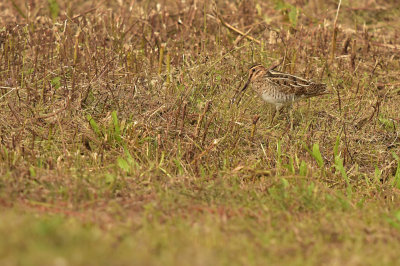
[266,71,326,96]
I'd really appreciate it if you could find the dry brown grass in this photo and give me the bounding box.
[1,0,400,265]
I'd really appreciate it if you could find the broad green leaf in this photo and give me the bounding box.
[117,157,130,173]
[335,155,349,186]
[112,111,122,143]
[288,6,298,27]
[87,114,102,137]
[299,160,307,176]
[312,143,324,167]
[333,134,340,158]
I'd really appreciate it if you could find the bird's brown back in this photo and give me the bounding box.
[263,69,326,98]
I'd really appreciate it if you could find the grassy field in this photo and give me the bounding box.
[1,0,400,265]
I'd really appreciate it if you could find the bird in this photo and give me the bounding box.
[232,64,327,122]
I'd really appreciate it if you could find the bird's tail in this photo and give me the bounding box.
[306,83,328,97]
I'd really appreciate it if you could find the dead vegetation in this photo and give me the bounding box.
[0,0,400,264]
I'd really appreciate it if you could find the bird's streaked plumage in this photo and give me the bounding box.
[232,64,327,119]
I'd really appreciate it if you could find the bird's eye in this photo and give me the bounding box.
[252,69,256,72]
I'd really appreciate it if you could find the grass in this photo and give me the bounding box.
[1,0,400,265]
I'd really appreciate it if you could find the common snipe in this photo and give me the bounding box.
[232,64,327,121]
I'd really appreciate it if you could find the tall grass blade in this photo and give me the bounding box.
[335,155,350,186]
[117,157,130,173]
[48,0,60,20]
[87,114,102,138]
[111,111,122,143]
[299,161,307,176]
[311,143,324,168]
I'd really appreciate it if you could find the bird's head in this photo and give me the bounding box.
[247,64,267,83]
[230,64,267,106]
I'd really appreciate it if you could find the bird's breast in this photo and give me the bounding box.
[261,90,296,105]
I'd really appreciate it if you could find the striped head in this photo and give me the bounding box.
[241,64,267,93]
[247,64,268,83]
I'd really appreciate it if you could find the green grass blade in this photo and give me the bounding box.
[117,157,130,173]
[335,155,350,186]
[87,114,102,138]
[111,111,122,143]
[311,143,324,168]
[47,0,60,20]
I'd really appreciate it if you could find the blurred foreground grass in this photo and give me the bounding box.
[2,181,400,266]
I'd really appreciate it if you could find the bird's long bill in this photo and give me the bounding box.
[230,79,250,106]
[240,79,251,93]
